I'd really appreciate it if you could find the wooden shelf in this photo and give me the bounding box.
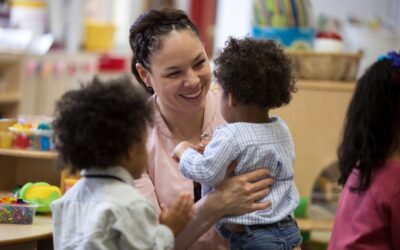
[0,148,56,160]
[0,93,20,104]
[0,53,23,64]
[297,80,355,92]
[297,218,333,232]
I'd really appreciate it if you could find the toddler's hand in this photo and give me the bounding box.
[195,133,212,154]
[159,193,194,236]
[172,141,194,162]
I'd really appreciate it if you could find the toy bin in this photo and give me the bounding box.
[287,51,363,81]
[0,202,38,224]
[34,129,52,151]
[0,131,13,149]
[84,21,115,52]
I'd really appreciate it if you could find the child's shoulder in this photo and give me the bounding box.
[377,160,400,183]
[106,182,149,205]
[273,116,289,127]
[214,123,239,137]
[370,160,400,199]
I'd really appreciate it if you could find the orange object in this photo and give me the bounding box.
[64,178,78,192]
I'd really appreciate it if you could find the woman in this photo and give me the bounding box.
[129,9,273,249]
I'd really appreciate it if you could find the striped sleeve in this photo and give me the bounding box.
[179,128,238,187]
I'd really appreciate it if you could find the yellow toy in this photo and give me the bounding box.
[19,182,62,213]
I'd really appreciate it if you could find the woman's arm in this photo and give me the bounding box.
[175,167,273,249]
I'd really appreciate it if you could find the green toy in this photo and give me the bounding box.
[19,182,62,213]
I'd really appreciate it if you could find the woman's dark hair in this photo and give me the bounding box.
[338,58,400,193]
[52,77,153,171]
[214,37,296,108]
[129,8,199,94]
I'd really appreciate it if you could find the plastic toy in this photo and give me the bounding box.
[18,182,62,213]
[0,197,38,224]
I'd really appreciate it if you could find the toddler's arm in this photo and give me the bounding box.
[178,130,238,187]
[173,141,195,162]
[159,193,194,236]
[173,132,213,161]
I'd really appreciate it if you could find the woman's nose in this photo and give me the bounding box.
[184,69,200,87]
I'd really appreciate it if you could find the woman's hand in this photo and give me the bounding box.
[205,162,273,218]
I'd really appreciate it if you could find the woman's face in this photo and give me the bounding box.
[140,29,211,114]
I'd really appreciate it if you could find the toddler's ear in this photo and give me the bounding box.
[228,92,237,107]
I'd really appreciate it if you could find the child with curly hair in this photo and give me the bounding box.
[329,51,400,249]
[173,37,302,249]
[51,77,193,250]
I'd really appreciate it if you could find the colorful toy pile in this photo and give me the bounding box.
[0,197,38,224]
[7,116,53,151]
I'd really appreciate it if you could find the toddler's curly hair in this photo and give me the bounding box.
[214,37,296,108]
[52,76,152,171]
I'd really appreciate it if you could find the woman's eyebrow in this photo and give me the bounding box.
[165,65,180,71]
[164,53,204,71]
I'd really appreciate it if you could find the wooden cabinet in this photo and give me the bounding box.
[0,149,59,192]
[272,80,355,200]
[0,54,23,118]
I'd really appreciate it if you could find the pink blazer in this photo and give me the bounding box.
[136,88,229,249]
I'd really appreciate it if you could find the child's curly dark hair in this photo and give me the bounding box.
[214,37,296,108]
[52,76,152,171]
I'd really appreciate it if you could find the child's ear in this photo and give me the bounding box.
[228,92,237,107]
[136,63,152,88]
[128,143,139,159]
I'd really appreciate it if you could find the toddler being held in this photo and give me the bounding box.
[174,37,302,249]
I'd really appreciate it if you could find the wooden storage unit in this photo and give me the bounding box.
[0,54,23,118]
[0,149,59,192]
[273,80,355,201]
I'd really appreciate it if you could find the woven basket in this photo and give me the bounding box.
[287,51,363,82]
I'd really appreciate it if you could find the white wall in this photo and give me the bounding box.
[213,0,253,56]
[111,0,191,50]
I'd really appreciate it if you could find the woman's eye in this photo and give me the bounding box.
[167,71,181,77]
[194,60,205,68]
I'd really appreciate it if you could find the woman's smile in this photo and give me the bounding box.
[179,87,203,100]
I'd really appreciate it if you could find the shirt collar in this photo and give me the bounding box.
[81,166,136,186]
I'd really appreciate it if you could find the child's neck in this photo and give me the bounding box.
[230,104,270,123]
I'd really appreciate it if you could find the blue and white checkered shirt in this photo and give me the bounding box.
[180,117,299,225]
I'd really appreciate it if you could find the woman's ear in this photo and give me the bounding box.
[136,63,151,88]
[228,92,237,107]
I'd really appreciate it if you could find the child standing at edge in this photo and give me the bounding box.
[174,37,302,250]
[51,77,193,250]
[329,51,400,249]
